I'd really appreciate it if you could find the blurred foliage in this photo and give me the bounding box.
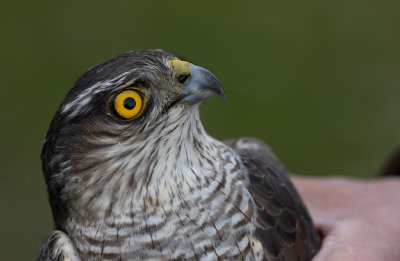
[1,0,399,259]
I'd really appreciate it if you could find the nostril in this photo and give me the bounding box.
[178,74,190,84]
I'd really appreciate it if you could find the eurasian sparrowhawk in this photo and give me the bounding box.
[36,49,320,260]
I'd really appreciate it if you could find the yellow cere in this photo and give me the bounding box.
[114,89,143,119]
[169,59,192,76]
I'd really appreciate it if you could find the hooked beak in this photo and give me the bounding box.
[168,60,225,109]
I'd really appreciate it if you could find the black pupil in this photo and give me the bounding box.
[123,97,136,110]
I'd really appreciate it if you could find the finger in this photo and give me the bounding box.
[313,219,389,261]
[311,235,356,261]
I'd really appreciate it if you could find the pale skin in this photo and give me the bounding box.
[291,176,400,261]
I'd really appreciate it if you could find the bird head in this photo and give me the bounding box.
[41,49,225,225]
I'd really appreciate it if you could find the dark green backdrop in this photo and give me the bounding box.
[1,1,399,259]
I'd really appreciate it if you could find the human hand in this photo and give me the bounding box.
[291,176,400,261]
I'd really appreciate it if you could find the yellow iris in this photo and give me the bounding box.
[111,89,144,120]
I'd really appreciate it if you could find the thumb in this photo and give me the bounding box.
[311,235,356,261]
[312,220,385,261]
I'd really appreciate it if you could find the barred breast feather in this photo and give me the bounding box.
[37,136,320,260]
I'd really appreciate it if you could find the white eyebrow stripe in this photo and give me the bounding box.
[61,72,131,119]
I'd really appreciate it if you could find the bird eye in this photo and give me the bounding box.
[110,88,145,120]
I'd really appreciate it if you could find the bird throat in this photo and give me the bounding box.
[63,107,255,259]
[66,107,243,221]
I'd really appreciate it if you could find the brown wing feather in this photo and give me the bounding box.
[379,145,400,176]
[223,137,321,261]
[35,230,80,261]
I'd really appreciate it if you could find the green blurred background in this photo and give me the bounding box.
[1,0,399,259]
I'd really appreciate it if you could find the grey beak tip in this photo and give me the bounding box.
[221,93,227,101]
[178,63,227,105]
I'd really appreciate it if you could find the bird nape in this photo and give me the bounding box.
[36,49,320,261]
